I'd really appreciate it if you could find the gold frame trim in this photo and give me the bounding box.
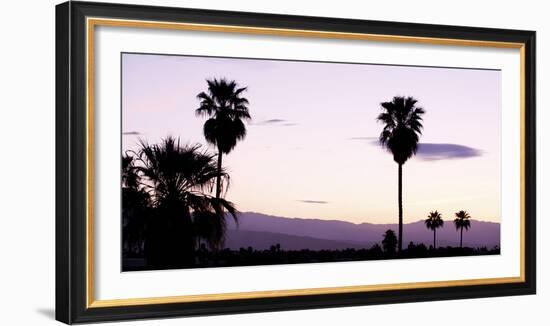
[85,17,527,308]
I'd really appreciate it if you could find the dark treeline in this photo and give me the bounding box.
[124,243,500,271]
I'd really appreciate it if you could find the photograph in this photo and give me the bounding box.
[121,53,502,271]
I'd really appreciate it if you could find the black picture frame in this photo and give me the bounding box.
[56,1,536,324]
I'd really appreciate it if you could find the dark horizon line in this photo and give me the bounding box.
[237,211,501,225]
[121,51,501,72]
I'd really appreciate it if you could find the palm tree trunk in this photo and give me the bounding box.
[397,163,403,253]
[460,227,463,248]
[216,150,223,200]
[433,229,436,249]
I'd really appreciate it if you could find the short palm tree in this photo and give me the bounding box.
[122,154,139,190]
[454,210,472,248]
[424,210,444,249]
[193,210,233,251]
[121,154,151,256]
[382,229,398,255]
[195,78,251,202]
[377,96,425,252]
[134,137,237,267]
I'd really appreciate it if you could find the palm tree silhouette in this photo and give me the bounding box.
[454,210,472,248]
[122,154,139,189]
[134,137,237,267]
[195,78,251,202]
[193,209,235,251]
[121,154,151,256]
[424,210,444,249]
[377,96,425,252]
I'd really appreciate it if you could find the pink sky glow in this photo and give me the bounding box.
[122,53,501,224]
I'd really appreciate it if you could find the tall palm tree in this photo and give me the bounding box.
[134,137,237,267]
[377,96,425,252]
[454,210,472,248]
[195,78,251,202]
[424,210,444,249]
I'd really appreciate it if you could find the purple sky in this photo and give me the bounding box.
[122,53,501,224]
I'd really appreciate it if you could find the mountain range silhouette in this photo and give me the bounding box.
[225,212,500,250]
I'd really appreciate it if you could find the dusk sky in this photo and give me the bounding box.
[122,53,501,224]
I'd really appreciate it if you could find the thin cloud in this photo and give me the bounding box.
[298,200,329,204]
[254,119,298,126]
[348,136,378,141]
[416,143,483,161]
[123,131,141,135]
[261,119,286,124]
[358,138,483,161]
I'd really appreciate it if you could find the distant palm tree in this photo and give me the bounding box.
[134,137,237,267]
[454,210,472,248]
[377,96,425,252]
[195,78,251,202]
[424,210,444,249]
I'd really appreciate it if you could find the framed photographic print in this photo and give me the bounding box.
[55,1,536,324]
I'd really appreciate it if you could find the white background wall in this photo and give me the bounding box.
[0,0,546,325]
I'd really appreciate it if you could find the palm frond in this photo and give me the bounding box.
[195,78,251,153]
[376,96,425,165]
[453,210,472,230]
[425,210,444,230]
